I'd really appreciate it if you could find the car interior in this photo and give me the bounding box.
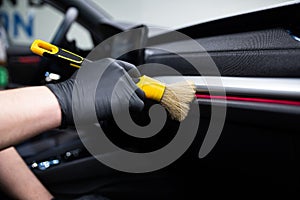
[2,0,300,199]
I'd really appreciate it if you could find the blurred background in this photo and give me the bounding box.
[0,0,296,48]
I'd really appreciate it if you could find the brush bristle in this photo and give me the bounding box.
[160,81,196,121]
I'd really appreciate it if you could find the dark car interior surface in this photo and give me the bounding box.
[3,0,300,199]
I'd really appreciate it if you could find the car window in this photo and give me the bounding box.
[0,0,93,49]
[92,0,297,29]
[66,22,93,50]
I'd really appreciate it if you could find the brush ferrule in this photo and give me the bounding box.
[136,75,166,102]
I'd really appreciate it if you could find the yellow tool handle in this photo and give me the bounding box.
[30,39,83,68]
[30,40,166,102]
[136,75,165,102]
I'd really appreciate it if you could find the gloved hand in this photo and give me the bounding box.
[46,58,144,127]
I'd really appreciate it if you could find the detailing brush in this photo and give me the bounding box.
[136,75,195,121]
[31,39,196,121]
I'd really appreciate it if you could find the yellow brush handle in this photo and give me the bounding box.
[31,39,59,56]
[136,75,165,102]
[31,40,166,102]
[30,39,83,68]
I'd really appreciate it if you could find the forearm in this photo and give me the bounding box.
[0,147,53,200]
[0,86,61,149]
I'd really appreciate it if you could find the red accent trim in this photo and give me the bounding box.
[17,56,41,64]
[195,94,300,106]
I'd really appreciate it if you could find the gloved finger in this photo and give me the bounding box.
[129,93,144,112]
[135,87,145,101]
[123,72,145,101]
[115,60,141,78]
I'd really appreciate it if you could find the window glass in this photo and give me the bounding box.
[0,0,93,49]
[92,0,295,29]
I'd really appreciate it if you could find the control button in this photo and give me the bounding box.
[64,148,82,160]
[31,159,60,171]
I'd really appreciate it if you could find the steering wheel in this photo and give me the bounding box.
[51,7,78,46]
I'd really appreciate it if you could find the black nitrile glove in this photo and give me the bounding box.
[46,58,144,127]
